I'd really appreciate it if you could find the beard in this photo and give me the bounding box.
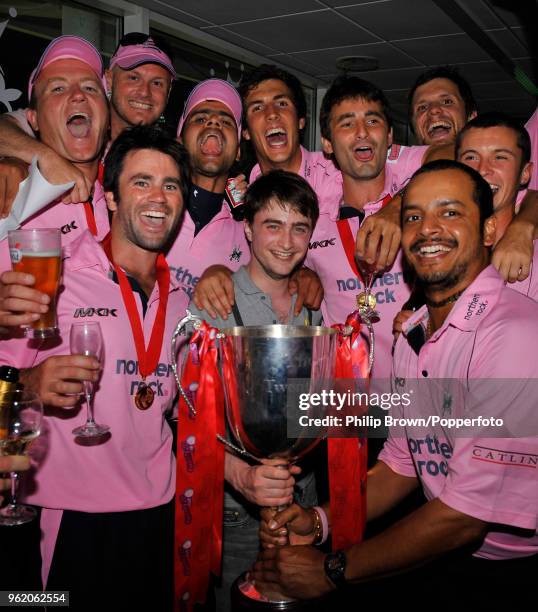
[120,208,182,253]
[416,259,469,290]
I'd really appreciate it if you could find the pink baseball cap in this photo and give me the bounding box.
[177,78,242,138]
[28,35,104,102]
[109,35,177,79]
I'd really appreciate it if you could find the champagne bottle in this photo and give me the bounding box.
[0,366,20,439]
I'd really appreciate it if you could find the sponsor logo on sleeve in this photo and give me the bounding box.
[472,445,538,468]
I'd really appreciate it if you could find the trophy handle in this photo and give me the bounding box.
[170,309,203,418]
[216,433,259,462]
[170,311,259,462]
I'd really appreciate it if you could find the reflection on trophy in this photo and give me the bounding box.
[171,313,371,610]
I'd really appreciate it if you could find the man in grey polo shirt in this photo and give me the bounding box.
[188,169,321,611]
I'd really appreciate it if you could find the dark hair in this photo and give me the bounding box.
[244,170,319,227]
[319,75,392,140]
[113,32,173,62]
[103,125,190,205]
[456,111,531,170]
[408,66,477,128]
[405,159,494,227]
[238,64,307,125]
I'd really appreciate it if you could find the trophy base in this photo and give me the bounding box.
[231,574,326,611]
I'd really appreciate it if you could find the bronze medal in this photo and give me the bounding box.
[135,382,154,410]
[356,291,377,311]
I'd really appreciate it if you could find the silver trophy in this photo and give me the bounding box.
[171,313,338,606]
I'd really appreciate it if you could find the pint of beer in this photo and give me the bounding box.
[8,229,61,338]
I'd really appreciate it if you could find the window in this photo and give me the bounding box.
[0,0,120,111]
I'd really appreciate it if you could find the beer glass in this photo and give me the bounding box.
[8,228,61,339]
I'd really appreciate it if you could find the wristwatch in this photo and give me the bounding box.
[324,549,347,589]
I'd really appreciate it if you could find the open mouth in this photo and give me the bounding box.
[66,112,91,138]
[265,127,288,147]
[128,100,153,111]
[200,132,223,156]
[271,250,294,260]
[353,145,374,162]
[140,210,167,228]
[487,183,500,195]
[427,121,452,140]
[412,242,455,259]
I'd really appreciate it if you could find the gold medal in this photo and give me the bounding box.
[135,382,154,410]
[356,292,377,311]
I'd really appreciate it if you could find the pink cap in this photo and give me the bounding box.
[177,78,242,138]
[110,37,177,79]
[28,35,104,102]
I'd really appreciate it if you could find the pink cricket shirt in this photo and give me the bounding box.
[0,231,188,581]
[165,204,249,302]
[381,265,538,559]
[251,144,428,378]
[303,144,427,378]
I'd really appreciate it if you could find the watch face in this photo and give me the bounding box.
[327,557,341,571]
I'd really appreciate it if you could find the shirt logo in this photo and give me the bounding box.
[309,238,336,249]
[61,220,78,234]
[472,445,538,468]
[74,307,118,318]
[464,294,488,321]
[230,246,242,262]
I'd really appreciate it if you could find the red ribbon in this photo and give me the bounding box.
[81,161,105,237]
[101,233,169,378]
[175,321,225,611]
[329,315,370,550]
[336,193,393,283]
[83,201,98,237]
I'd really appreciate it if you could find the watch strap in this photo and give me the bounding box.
[324,549,347,589]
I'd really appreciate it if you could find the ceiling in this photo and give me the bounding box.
[137,0,538,122]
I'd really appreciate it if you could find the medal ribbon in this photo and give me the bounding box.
[329,316,370,550]
[83,162,105,237]
[101,233,169,378]
[175,320,225,611]
[83,201,98,237]
[336,193,393,282]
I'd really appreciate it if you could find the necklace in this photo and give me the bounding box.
[425,289,464,308]
[425,318,433,340]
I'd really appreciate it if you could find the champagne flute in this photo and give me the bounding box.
[70,322,109,438]
[0,390,43,526]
